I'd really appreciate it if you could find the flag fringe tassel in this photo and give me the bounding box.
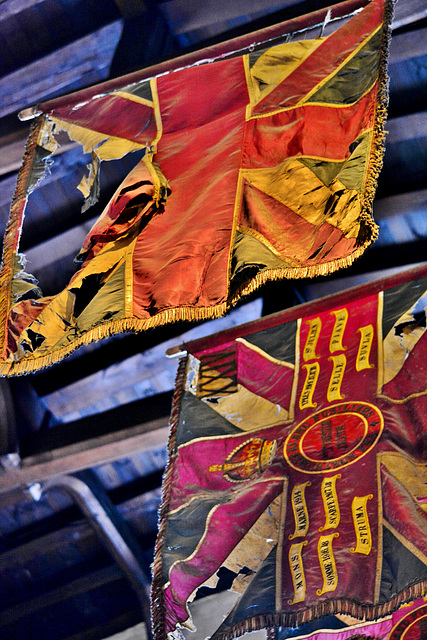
[151,356,188,640]
[207,581,427,640]
[0,304,228,376]
[230,235,376,304]
[0,238,376,376]
[0,117,45,359]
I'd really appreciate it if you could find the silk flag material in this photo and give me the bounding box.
[273,597,427,639]
[0,0,393,375]
[151,263,427,640]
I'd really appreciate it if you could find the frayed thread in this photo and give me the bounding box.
[0,117,45,357]
[151,356,189,640]
[209,581,427,640]
[0,305,227,376]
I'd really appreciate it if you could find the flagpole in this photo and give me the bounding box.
[20,0,370,120]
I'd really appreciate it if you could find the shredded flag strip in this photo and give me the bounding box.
[0,0,392,375]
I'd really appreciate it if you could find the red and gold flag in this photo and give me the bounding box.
[152,264,427,640]
[0,0,393,374]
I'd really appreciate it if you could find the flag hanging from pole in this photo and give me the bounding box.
[151,263,427,640]
[0,0,393,375]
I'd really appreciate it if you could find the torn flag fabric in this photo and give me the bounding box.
[152,264,427,640]
[0,0,393,375]
[272,597,427,640]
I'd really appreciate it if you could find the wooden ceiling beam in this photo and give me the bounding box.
[0,0,47,22]
[162,0,294,35]
[0,562,142,640]
[374,189,427,220]
[0,564,124,626]
[0,1,424,132]
[386,111,427,145]
[0,469,162,554]
[0,21,122,119]
[389,26,427,64]
[162,0,426,36]
[170,0,427,47]
[392,0,427,30]
[0,21,423,180]
[0,130,78,178]
[0,420,169,494]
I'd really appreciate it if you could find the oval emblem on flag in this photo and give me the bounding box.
[284,402,383,473]
[389,602,427,640]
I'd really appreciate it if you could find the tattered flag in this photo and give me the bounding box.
[152,264,427,640]
[0,0,392,374]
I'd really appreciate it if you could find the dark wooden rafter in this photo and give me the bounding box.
[0,420,169,494]
[0,22,123,120]
[0,0,121,75]
[0,564,136,626]
[42,472,153,633]
[0,469,163,555]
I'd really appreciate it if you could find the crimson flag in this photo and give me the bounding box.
[152,264,427,640]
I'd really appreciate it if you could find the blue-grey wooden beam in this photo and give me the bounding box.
[42,473,153,637]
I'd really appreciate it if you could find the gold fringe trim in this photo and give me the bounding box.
[0,116,45,357]
[358,0,394,243]
[151,356,189,640]
[0,234,370,373]
[206,582,427,640]
[229,240,372,305]
[0,303,227,377]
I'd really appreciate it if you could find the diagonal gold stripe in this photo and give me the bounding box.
[301,24,383,105]
[245,38,323,120]
[246,24,383,121]
[113,90,154,108]
[303,81,378,109]
[236,225,300,265]
[375,453,384,603]
[236,337,295,368]
[149,77,163,153]
[163,475,287,591]
[383,519,427,567]
[275,482,288,611]
[227,170,245,294]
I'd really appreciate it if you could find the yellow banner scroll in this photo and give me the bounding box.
[327,354,346,402]
[351,494,373,555]
[356,325,374,371]
[289,481,311,539]
[303,318,322,361]
[317,533,339,595]
[329,309,348,353]
[288,541,308,604]
[319,474,341,531]
[299,363,319,410]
